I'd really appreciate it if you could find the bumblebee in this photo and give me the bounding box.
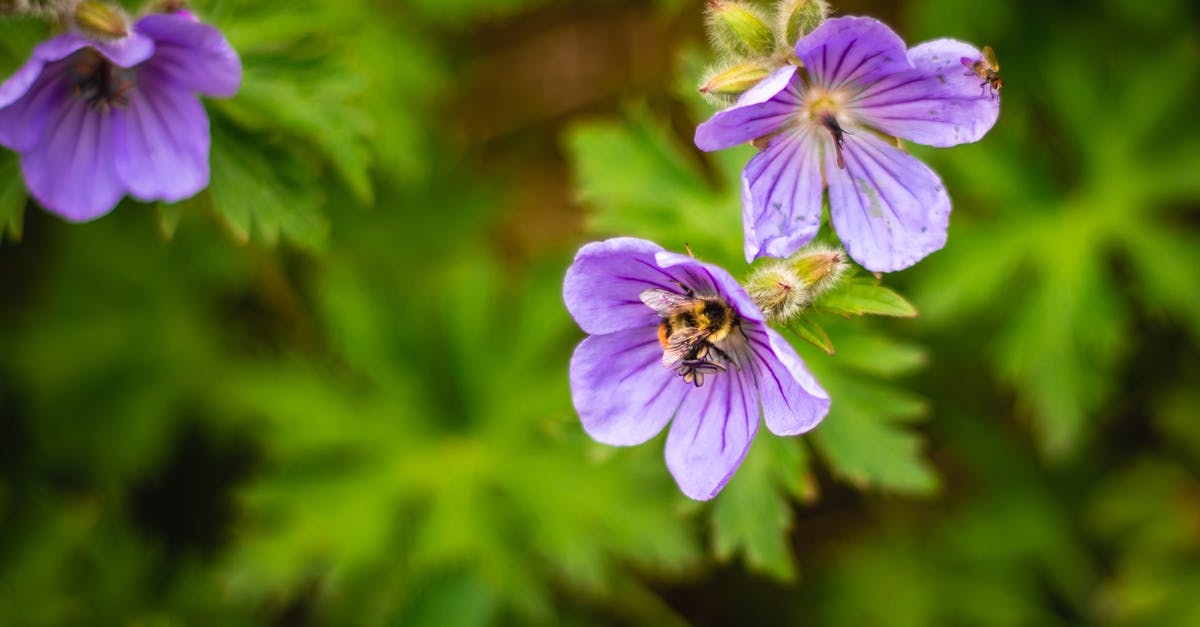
[640,285,742,387]
[961,45,1003,98]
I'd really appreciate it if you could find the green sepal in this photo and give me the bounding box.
[786,313,835,355]
[778,0,828,47]
[0,156,25,245]
[155,202,185,240]
[700,62,770,97]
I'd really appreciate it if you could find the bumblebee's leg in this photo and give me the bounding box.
[669,280,695,298]
[707,342,735,365]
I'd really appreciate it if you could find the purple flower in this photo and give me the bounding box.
[0,12,241,221]
[564,237,830,500]
[695,16,999,272]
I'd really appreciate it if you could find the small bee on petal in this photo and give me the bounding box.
[961,45,1002,99]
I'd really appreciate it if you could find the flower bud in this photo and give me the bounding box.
[0,0,72,17]
[776,0,829,46]
[72,0,129,39]
[746,262,804,322]
[700,62,769,97]
[745,244,848,323]
[707,1,775,58]
[144,0,193,17]
[789,244,846,298]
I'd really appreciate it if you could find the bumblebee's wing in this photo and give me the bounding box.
[983,45,999,70]
[661,327,706,368]
[640,288,692,316]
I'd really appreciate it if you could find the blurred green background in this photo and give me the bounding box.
[1,0,1199,625]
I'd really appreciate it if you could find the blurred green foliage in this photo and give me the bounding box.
[0,0,1198,625]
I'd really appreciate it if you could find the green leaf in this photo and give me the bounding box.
[0,155,25,244]
[215,69,374,205]
[814,278,919,318]
[806,354,935,494]
[710,437,809,581]
[814,414,937,495]
[833,334,928,378]
[787,313,835,355]
[155,203,185,241]
[566,106,745,268]
[208,120,330,251]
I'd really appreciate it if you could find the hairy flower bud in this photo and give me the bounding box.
[777,0,829,47]
[0,0,72,17]
[707,1,775,58]
[144,0,191,15]
[72,0,129,38]
[700,62,770,98]
[790,244,846,297]
[745,245,848,322]
[746,263,805,322]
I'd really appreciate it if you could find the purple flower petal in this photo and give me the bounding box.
[654,251,765,323]
[21,31,156,70]
[569,326,687,446]
[664,365,758,500]
[795,16,910,92]
[744,325,830,435]
[694,65,799,151]
[21,95,123,221]
[564,237,673,335]
[113,71,210,202]
[853,39,999,147]
[740,126,825,261]
[827,131,949,272]
[0,31,147,107]
[0,61,71,151]
[89,32,156,68]
[0,55,52,110]
[136,14,242,97]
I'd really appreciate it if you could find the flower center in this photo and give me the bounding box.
[70,49,136,112]
[803,88,852,169]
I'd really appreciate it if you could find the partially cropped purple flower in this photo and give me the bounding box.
[564,237,830,500]
[0,12,241,221]
[695,16,999,272]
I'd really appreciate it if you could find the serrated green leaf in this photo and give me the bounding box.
[834,334,928,378]
[994,239,1128,456]
[215,69,374,205]
[814,278,918,318]
[710,437,805,581]
[566,107,745,268]
[806,357,935,494]
[787,313,835,355]
[814,413,937,495]
[209,121,330,251]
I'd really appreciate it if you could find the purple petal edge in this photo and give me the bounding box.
[694,65,799,152]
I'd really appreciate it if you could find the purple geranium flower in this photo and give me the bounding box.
[695,16,999,272]
[0,11,241,221]
[564,237,830,500]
